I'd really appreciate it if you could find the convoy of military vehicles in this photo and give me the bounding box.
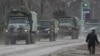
[3,7,80,45]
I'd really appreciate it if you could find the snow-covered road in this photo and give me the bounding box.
[0,36,86,56]
[7,42,85,56]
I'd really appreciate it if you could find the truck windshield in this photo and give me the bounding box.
[8,17,28,24]
[38,21,51,28]
[59,18,72,23]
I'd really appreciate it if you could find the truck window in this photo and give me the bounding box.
[59,18,72,23]
[8,17,28,24]
[38,21,51,28]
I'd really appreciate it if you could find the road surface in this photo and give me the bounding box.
[0,35,86,56]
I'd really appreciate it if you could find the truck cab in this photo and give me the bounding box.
[4,9,37,45]
[37,19,59,41]
[58,17,80,39]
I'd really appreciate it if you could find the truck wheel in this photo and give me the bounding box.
[10,40,16,44]
[53,37,56,41]
[10,38,16,45]
[75,30,79,39]
[26,38,30,44]
[49,34,53,41]
[49,37,53,41]
[53,34,57,41]
[30,33,36,44]
[26,34,30,44]
[76,34,78,39]
[30,35,33,44]
[71,30,78,39]
[71,31,76,39]
[5,36,9,45]
[37,37,41,41]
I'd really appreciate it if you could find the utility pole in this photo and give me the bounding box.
[20,0,24,7]
[91,1,96,19]
[40,0,45,19]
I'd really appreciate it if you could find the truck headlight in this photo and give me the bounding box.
[69,28,72,30]
[48,31,50,33]
[24,30,28,32]
[5,30,8,32]
[37,31,40,33]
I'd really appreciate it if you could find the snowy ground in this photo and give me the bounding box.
[0,34,87,56]
[43,34,100,56]
[46,44,100,56]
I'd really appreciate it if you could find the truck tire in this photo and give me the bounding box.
[71,30,76,39]
[76,34,78,39]
[71,30,79,39]
[75,30,79,39]
[49,33,54,41]
[49,37,53,41]
[33,34,36,44]
[53,34,57,41]
[30,34,33,44]
[10,40,16,45]
[26,38,30,44]
[73,30,78,39]
[26,34,30,44]
[5,36,9,45]
[30,33,36,44]
[37,37,41,41]
[10,37,16,45]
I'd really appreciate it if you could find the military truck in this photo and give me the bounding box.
[58,17,80,39]
[37,19,59,41]
[4,9,37,45]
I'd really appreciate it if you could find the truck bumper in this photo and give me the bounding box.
[37,33,51,37]
[6,33,28,40]
[58,29,72,35]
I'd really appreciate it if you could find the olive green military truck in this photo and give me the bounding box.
[58,17,80,39]
[37,19,59,41]
[4,9,37,45]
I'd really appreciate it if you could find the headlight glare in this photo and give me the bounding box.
[5,30,8,32]
[48,31,50,33]
[37,31,40,33]
[69,28,72,30]
[24,30,28,32]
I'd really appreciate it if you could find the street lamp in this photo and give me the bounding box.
[83,3,88,7]
[80,0,90,32]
